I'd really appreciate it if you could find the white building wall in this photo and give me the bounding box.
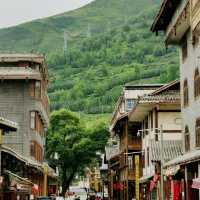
[181,30,200,151]
[124,89,155,99]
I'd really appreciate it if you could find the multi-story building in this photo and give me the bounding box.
[151,0,200,199]
[129,80,183,200]
[0,54,49,162]
[0,54,52,197]
[108,84,162,200]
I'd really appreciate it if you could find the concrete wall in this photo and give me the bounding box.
[180,30,200,152]
[0,80,45,159]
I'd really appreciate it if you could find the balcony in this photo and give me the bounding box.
[166,0,190,44]
[105,144,120,161]
[128,135,142,150]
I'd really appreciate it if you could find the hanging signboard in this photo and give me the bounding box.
[135,155,140,200]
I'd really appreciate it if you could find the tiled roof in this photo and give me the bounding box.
[150,140,183,162]
[150,80,179,95]
[139,93,180,103]
[164,149,200,167]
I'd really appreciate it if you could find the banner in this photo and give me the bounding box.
[135,155,140,200]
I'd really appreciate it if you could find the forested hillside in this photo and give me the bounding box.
[0,0,179,115]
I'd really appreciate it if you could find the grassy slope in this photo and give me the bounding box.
[0,0,159,53]
[0,0,179,125]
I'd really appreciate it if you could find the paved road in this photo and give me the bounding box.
[67,186,87,200]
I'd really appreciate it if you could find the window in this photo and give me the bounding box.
[185,126,190,152]
[183,79,189,107]
[128,156,133,169]
[192,35,199,47]
[30,111,44,136]
[29,80,41,99]
[126,99,134,111]
[30,140,43,162]
[147,147,149,167]
[30,141,35,157]
[194,68,200,98]
[196,118,200,147]
[181,34,188,62]
[30,111,36,129]
[35,81,41,98]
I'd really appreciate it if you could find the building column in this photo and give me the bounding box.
[185,165,188,200]
[43,164,48,196]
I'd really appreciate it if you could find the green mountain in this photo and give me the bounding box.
[0,0,179,116]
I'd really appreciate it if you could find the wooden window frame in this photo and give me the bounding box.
[35,80,41,99]
[30,111,44,136]
[183,79,189,107]
[181,34,188,62]
[185,126,190,152]
[194,68,200,98]
[30,111,36,130]
[30,140,43,162]
[196,118,200,147]
[29,80,42,99]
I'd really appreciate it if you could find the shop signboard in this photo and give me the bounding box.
[135,155,140,200]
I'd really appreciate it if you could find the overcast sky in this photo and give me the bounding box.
[0,0,94,28]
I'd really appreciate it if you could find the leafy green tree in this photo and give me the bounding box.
[46,109,109,196]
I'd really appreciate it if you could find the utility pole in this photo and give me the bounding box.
[160,125,164,200]
[64,31,68,53]
[0,129,2,176]
[87,24,91,38]
[63,31,68,64]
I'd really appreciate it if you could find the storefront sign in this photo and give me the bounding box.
[135,155,140,200]
[192,177,200,189]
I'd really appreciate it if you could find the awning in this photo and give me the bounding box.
[5,170,34,185]
[164,150,200,168]
[192,178,200,189]
[5,170,34,193]
[150,140,183,163]
[0,117,18,131]
[2,145,43,171]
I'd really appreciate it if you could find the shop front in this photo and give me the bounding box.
[164,150,200,200]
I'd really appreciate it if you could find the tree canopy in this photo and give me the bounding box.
[46,108,109,195]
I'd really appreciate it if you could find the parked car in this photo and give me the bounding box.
[56,196,64,200]
[36,197,52,200]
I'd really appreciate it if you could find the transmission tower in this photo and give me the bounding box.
[63,31,68,55]
[87,24,91,38]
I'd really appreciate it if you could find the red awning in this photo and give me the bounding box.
[192,178,200,189]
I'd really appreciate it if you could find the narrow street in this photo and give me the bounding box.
[0,0,200,200]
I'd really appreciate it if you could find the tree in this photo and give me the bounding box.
[46,109,109,196]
